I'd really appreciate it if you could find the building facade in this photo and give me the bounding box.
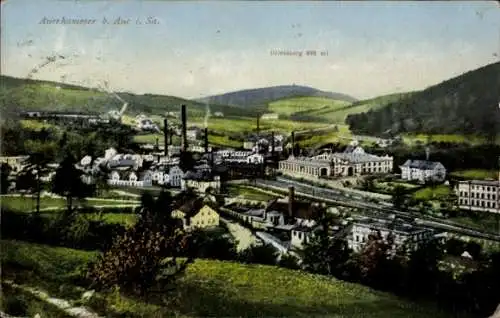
[348,218,436,253]
[456,180,500,214]
[400,160,446,183]
[278,156,332,178]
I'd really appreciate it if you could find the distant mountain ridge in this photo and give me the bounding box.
[195,85,358,108]
[346,62,500,138]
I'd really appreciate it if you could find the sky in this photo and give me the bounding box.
[1,0,499,100]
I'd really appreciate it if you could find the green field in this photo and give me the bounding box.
[413,185,452,201]
[1,195,139,212]
[227,185,280,201]
[450,170,498,180]
[268,96,352,116]
[1,240,454,318]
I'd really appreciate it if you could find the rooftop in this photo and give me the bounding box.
[400,159,443,170]
[354,218,431,235]
[332,152,391,163]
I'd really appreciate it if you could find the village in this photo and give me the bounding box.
[3,104,500,267]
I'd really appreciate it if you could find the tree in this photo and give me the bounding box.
[278,253,301,270]
[0,163,12,194]
[302,207,351,277]
[52,154,87,213]
[178,151,195,172]
[188,229,238,261]
[18,152,51,214]
[87,191,194,295]
[238,243,278,266]
[406,240,444,297]
[391,185,407,210]
[357,230,393,288]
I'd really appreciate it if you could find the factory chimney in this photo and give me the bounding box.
[163,118,168,157]
[256,116,260,133]
[425,146,430,161]
[288,186,295,220]
[204,127,209,154]
[291,131,296,156]
[271,131,275,156]
[181,104,188,152]
[155,137,159,150]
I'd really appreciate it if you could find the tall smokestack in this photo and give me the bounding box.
[155,137,159,150]
[425,147,430,161]
[256,116,260,133]
[288,186,295,219]
[271,131,275,155]
[291,131,295,156]
[181,104,187,151]
[163,118,168,156]
[204,127,209,154]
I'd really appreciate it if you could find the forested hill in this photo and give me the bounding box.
[196,85,357,108]
[345,62,500,138]
[0,75,258,118]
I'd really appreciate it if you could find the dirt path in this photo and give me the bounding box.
[3,280,102,318]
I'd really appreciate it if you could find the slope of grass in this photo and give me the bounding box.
[413,185,452,201]
[226,185,279,201]
[450,169,498,180]
[1,240,455,318]
[301,92,413,124]
[268,96,351,116]
[1,195,139,213]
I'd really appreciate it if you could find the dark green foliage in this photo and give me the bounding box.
[1,209,125,251]
[188,229,238,261]
[346,62,500,137]
[52,154,88,212]
[0,163,12,194]
[278,253,301,270]
[302,209,351,277]
[238,243,278,266]
[178,151,196,173]
[391,185,407,210]
[87,191,193,295]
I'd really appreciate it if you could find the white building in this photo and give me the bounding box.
[279,156,332,178]
[348,218,436,253]
[400,160,446,183]
[456,180,500,214]
[182,173,221,194]
[214,111,224,117]
[246,153,264,164]
[108,170,153,187]
[168,166,185,187]
[261,113,279,120]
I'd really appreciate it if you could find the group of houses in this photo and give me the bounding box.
[224,186,443,252]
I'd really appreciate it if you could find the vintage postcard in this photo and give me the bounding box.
[1,1,499,317]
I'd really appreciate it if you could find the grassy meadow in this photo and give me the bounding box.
[0,195,139,213]
[1,240,455,318]
[450,170,498,180]
[413,185,452,201]
[268,96,352,116]
[226,184,280,202]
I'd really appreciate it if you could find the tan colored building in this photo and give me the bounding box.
[172,198,220,231]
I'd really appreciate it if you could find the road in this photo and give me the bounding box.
[252,177,500,242]
[220,216,260,252]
